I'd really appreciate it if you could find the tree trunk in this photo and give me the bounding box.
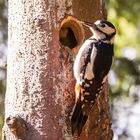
[2,0,113,140]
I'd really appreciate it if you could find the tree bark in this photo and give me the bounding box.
[2,0,113,140]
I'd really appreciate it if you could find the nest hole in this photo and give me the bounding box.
[59,27,77,49]
[59,16,85,55]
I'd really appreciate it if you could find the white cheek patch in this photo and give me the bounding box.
[104,27,115,34]
[98,26,115,35]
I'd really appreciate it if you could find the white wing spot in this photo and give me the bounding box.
[84,92,90,95]
[98,86,102,91]
[85,100,88,103]
[83,111,86,115]
[96,94,98,97]
[99,90,102,94]
[81,96,84,101]
[90,81,93,84]
[84,83,90,88]
[82,104,85,108]
[91,100,94,103]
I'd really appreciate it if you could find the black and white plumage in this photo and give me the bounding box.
[71,20,116,135]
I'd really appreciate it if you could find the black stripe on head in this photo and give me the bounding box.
[100,20,115,29]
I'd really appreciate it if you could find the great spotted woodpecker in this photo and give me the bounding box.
[71,20,116,135]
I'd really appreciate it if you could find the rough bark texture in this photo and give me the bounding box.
[2,0,113,140]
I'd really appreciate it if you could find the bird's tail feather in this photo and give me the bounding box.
[77,112,88,135]
[71,100,88,135]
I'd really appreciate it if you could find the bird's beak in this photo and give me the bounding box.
[80,21,96,29]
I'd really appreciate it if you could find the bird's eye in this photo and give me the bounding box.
[100,24,105,28]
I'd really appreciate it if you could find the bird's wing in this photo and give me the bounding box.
[73,39,96,85]
[72,39,98,135]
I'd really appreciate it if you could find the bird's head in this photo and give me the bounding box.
[82,20,116,44]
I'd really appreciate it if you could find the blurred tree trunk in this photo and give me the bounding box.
[2,0,113,140]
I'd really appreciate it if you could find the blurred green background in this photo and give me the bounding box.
[0,0,140,139]
[107,0,140,140]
